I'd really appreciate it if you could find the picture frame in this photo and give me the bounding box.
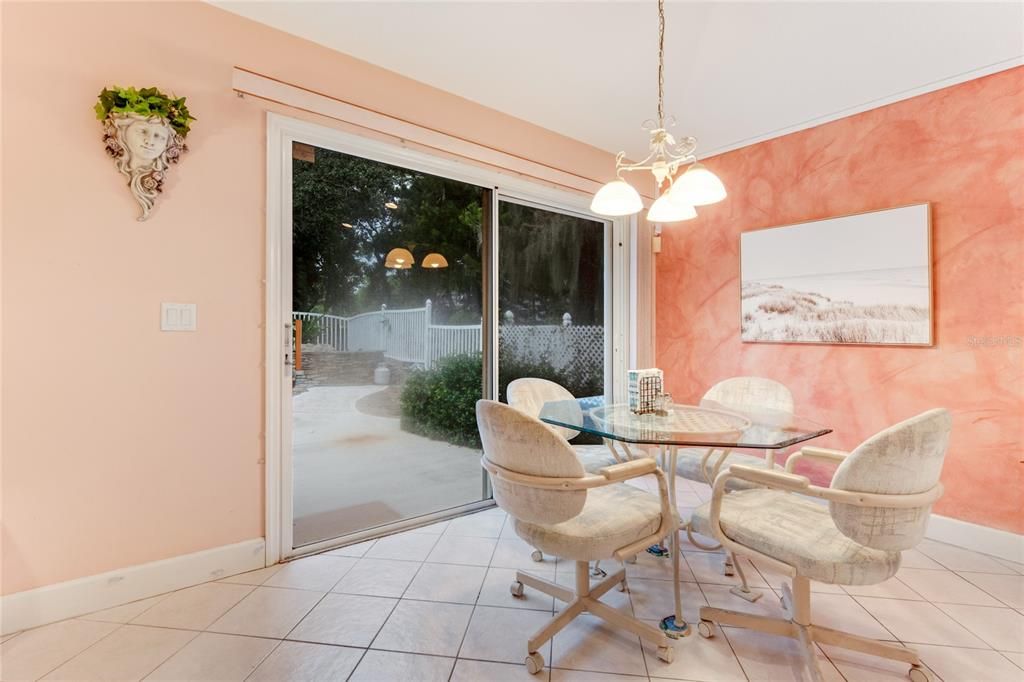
[739,203,933,346]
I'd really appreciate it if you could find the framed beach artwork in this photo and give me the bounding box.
[740,203,932,346]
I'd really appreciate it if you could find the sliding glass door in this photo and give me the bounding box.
[497,199,609,403]
[290,143,490,548]
[278,126,617,554]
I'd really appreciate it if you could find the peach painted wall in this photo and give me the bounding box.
[657,67,1024,533]
[0,1,614,595]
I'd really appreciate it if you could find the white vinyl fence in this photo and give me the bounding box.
[294,301,602,371]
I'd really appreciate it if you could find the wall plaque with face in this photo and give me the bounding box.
[102,113,187,220]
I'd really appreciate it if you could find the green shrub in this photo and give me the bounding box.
[399,350,603,448]
[401,354,484,448]
[298,317,322,344]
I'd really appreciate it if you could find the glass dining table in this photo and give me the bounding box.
[538,396,831,637]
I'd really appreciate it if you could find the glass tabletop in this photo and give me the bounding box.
[538,396,831,449]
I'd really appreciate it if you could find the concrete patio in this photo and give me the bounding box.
[292,385,485,546]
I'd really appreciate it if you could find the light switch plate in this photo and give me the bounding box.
[161,303,197,331]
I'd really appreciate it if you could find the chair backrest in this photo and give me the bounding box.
[703,376,795,414]
[829,408,952,551]
[476,399,587,525]
[506,377,582,441]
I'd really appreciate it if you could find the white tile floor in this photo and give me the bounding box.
[2,475,1023,682]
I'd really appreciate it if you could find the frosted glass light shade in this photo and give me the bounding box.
[422,253,448,269]
[669,163,727,206]
[590,180,643,217]
[647,193,697,223]
[385,247,415,268]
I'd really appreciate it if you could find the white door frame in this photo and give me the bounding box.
[265,112,632,564]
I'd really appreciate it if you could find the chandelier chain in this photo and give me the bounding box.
[657,0,665,127]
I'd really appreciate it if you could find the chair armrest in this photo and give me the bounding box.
[804,482,945,508]
[785,446,850,472]
[720,464,810,492]
[717,463,944,509]
[599,457,657,481]
[702,465,813,575]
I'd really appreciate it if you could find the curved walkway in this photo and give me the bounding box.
[292,385,483,546]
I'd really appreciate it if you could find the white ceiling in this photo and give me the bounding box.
[213,1,1024,161]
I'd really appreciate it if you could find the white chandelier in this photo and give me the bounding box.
[591,0,726,222]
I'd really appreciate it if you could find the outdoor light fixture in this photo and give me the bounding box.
[384,201,399,210]
[422,253,449,269]
[590,0,726,223]
[341,222,353,229]
[385,247,414,269]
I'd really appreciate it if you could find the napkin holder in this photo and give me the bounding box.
[628,368,663,415]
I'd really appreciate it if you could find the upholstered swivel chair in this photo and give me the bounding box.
[675,376,795,484]
[675,376,795,597]
[507,378,625,564]
[692,409,951,682]
[477,400,678,674]
[507,378,622,473]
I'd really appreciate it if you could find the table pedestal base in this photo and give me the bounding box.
[660,615,691,639]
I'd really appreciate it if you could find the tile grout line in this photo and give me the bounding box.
[333,536,446,679]
[163,567,352,681]
[241,637,288,682]
[31,621,134,682]
[133,627,204,682]
[352,531,443,675]
[690,570,753,682]
[952,570,1024,610]
[447,524,503,680]
[449,513,509,682]
[997,650,1024,672]
[848,594,1000,653]
[339,533,448,680]
[732,544,865,680]
[17,510,1023,681]
[916,542,1022,575]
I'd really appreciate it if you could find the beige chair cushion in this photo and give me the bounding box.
[691,489,901,585]
[515,484,662,562]
[675,448,781,490]
[573,444,619,473]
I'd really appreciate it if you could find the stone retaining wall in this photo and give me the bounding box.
[293,350,411,393]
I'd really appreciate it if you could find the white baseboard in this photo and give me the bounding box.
[1,515,1018,635]
[0,538,265,635]
[926,514,1023,564]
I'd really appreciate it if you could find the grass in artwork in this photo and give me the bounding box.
[741,282,929,344]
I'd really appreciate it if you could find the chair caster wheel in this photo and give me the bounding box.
[591,566,607,578]
[657,645,674,663]
[530,550,543,562]
[510,581,524,598]
[909,664,931,682]
[525,652,544,674]
[697,620,715,639]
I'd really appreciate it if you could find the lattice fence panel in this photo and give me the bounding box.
[499,325,605,372]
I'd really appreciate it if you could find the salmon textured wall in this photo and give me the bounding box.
[0,1,614,594]
[656,67,1023,533]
